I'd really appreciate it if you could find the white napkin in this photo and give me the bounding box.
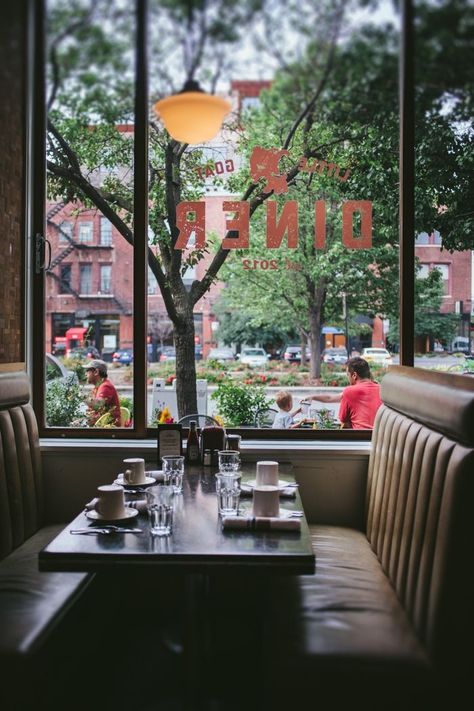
[222,516,301,532]
[126,499,147,513]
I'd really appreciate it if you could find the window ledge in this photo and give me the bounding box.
[40,437,371,458]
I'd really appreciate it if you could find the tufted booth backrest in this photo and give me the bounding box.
[0,371,44,560]
[366,366,474,672]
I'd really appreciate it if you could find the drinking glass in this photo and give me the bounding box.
[146,485,174,536]
[217,450,241,473]
[162,455,185,493]
[215,473,241,516]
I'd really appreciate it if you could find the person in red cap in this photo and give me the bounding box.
[84,359,121,426]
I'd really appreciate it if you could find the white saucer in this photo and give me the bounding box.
[86,508,139,522]
[245,479,291,490]
[239,504,294,519]
[114,475,156,489]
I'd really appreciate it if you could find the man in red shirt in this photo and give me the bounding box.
[337,357,382,429]
[306,356,382,429]
[84,359,121,427]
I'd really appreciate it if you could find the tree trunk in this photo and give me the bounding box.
[309,284,327,379]
[174,310,198,418]
[300,332,307,366]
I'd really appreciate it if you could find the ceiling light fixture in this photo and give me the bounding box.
[154,79,231,144]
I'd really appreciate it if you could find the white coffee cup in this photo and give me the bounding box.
[252,485,280,517]
[123,458,146,485]
[94,484,126,519]
[256,461,279,487]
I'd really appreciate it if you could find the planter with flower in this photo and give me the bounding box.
[151,405,174,427]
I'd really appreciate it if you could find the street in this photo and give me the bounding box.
[109,354,471,424]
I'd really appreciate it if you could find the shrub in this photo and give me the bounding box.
[211,382,271,427]
[62,357,87,382]
[45,374,85,427]
[119,395,134,419]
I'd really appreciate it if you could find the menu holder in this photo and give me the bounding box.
[157,423,183,462]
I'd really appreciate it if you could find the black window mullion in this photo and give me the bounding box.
[133,0,149,435]
[30,0,47,432]
[399,0,415,366]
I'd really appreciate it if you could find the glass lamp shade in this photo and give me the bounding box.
[154,91,231,144]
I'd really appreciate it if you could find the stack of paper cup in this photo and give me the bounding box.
[252,485,280,517]
[256,461,279,486]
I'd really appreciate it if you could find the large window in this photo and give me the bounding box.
[41,0,136,431]
[35,1,473,437]
[413,1,473,358]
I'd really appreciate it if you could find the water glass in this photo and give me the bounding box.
[217,450,241,473]
[146,485,174,536]
[215,473,241,516]
[162,455,185,493]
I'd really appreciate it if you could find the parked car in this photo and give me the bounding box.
[112,348,134,365]
[450,337,471,355]
[238,347,270,367]
[361,347,393,367]
[207,347,235,363]
[51,342,67,357]
[283,345,311,364]
[322,347,348,365]
[45,353,78,384]
[159,346,176,362]
[68,345,101,360]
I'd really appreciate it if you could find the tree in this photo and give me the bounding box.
[388,267,458,348]
[218,19,402,378]
[148,313,173,350]
[213,292,296,353]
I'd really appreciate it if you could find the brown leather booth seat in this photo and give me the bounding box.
[0,372,91,663]
[265,367,474,710]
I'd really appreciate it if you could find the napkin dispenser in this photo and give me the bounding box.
[200,426,226,466]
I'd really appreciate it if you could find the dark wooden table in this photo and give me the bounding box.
[39,464,315,575]
[39,463,314,710]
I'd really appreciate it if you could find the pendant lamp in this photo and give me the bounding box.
[154,79,231,144]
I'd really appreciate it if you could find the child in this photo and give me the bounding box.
[272,390,302,429]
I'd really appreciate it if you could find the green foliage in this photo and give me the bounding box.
[213,302,292,351]
[211,382,271,426]
[119,395,134,419]
[388,268,458,345]
[45,374,85,427]
[62,358,87,382]
[314,408,339,430]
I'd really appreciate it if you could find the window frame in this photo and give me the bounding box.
[30,0,415,441]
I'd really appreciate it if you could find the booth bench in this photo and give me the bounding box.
[0,372,92,706]
[264,366,474,710]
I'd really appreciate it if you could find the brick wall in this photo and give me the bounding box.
[0,4,25,364]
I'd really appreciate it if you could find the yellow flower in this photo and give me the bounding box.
[159,406,173,423]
